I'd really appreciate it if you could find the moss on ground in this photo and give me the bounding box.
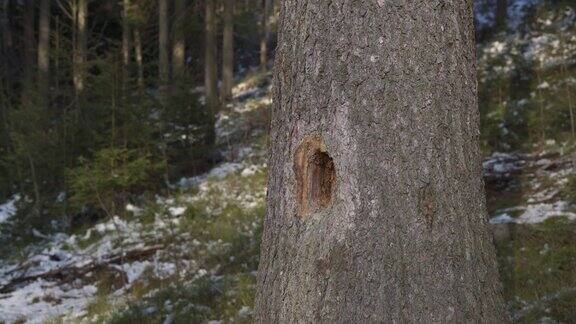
[495,218,576,322]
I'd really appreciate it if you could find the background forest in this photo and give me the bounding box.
[0,0,574,322]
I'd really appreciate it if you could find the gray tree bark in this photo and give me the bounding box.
[259,0,270,72]
[73,0,87,95]
[204,0,218,113]
[122,0,132,80]
[158,0,169,88]
[37,0,50,105]
[133,27,144,90]
[254,1,507,323]
[221,0,234,103]
[172,0,187,80]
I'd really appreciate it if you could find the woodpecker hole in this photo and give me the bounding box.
[294,136,336,218]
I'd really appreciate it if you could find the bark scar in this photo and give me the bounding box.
[419,183,436,230]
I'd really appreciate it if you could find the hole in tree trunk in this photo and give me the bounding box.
[294,136,336,218]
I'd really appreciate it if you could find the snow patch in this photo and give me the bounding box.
[490,213,515,224]
[126,203,143,216]
[121,261,152,283]
[0,279,97,324]
[0,194,21,224]
[168,206,187,217]
[490,201,576,224]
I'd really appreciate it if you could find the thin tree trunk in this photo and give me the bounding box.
[536,68,545,143]
[73,0,87,95]
[55,16,60,94]
[1,0,13,54]
[133,27,144,90]
[22,0,35,104]
[0,78,16,192]
[122,0,132,81]
[495,0,507,32]
[560,32,575,140]
[259,0,270,72]
[0,0,14,109]
[158,0,169,90]
[172,0,186,80]
[37,0,50,106]
[26,152,41,215]
[255,1,506,322]
[23,0,35,70]
[566,73,575,140]
[204,0,218,113]
[221,0,234,103]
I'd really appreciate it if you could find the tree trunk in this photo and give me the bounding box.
[0,0,16,99]
[204,0,218,113]
[23,0,35,77]
[558,31,574,140]
[133,27,144,90]
[122,0,132,80]
[565,68,575,140]
[158,0,169,90]
[172,0,186,80]
[221,0,234,103]
[1,0,13,54]
[259,0,270,72]
[495,0,507,32]
[536,68,545,143]
[54,16,60,93]
[254,1,506,323]
[21,0,34,107]
[73,0,87,95]
[37,0,50,105]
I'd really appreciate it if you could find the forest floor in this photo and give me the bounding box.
[0,73,575,323]
[485,150,576,323]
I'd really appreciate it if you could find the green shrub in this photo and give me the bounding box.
[67,148,165,216]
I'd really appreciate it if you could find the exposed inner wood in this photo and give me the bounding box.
[294,136,335,218]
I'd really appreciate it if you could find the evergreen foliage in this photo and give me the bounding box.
[0,0,271,234]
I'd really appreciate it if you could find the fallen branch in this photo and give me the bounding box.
[0,245,162,294]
